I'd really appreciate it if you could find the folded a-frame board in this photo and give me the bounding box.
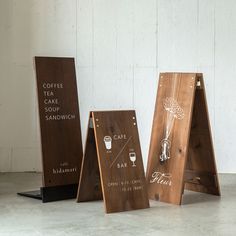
[18,57,83,202]
[77,110,149,213]
[146,73,220,205]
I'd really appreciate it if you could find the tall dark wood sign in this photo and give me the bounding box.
[146,73,220,205]
[77,111,150,213]
[18,57,83,202]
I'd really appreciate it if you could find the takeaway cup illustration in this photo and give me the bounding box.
[104,136,112,150]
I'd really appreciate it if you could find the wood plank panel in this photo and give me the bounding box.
[93,110,149,213]
[77,110,149,213]
[185,74,220,195]
[146,73,220,205]
[77,113,103,202]
[35,57,83,187]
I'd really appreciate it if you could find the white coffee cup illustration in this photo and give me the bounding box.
[104,136,112,150]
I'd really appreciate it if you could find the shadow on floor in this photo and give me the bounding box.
[182,191,221,205]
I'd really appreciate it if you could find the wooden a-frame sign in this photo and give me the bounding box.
[77,110,150,213]
[18,57,83,202]
[146,73,220,205]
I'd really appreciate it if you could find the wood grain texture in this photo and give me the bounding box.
[185,74,220,195]
[93,110,149,213]
[78,110,149,213]
[35,57,83,187]
[77,113,103,202]
[146,73,220,205]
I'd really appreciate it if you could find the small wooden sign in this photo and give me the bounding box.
[18,57,83,202]
[146,73,220,205]
[77,110,150,213]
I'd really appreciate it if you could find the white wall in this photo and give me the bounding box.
[0,0,235,173]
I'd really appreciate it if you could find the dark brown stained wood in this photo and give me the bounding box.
[35,57,83,188]
[146,73,220,205]
[77,113,103,202]
[77,110,149,213]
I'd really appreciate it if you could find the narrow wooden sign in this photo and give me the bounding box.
[18,57,83,202]
[146,73,220,205]
[77,110,150,213]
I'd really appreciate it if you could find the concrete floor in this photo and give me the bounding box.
[0,173,235,236]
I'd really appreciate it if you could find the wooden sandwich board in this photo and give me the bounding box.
[77,110,150,213]
[18,57,83,202]
[146,73,220,205]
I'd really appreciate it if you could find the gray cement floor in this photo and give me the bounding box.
[0,173,235,236]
